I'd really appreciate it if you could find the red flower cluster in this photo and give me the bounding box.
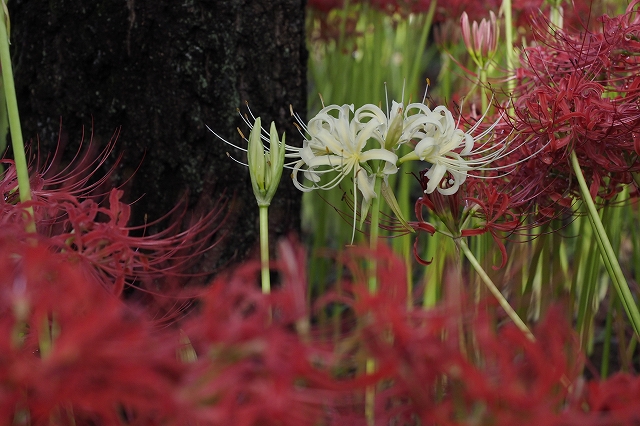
[412,169,521,268]
[1,137,224,302]
[1,221,640,424]
[508,2,640,211]
[0,232,185,424]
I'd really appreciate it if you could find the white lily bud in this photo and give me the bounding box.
[247,117,286,207]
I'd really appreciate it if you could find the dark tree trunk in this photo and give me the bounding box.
[9,0,307,270]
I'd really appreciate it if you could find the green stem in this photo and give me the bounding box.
[601,294,614,378]
[576,232,599,350]
[406,0,436,88]
[422,232,448,308]
[368,174,383,293]
[501,0,515,97]
[569,151,640,337]
[549,3,563,29]
[365,357,375,426]
[0,76,7,159]
[457,237,534,341]
[479,67,488,113]
[365,174,383,426]
[258,205,270,294]
[0,3,34,233]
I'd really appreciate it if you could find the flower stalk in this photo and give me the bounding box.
[0,3,34,233]
[365,172,383,426]
[246,117,286,294]
[569,151,640,337]
[500,0,516,97]
[259,205,271,294]
[457,237,534,341]
[368,173,383,293]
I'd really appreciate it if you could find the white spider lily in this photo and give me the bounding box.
[399,104,509,195]
[291,103,401,242]
[354,101,428,151]
[292,103,398,201]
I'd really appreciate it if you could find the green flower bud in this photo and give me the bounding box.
[248,117,267,193]
[247,117,285,207]
[384,105,404,151]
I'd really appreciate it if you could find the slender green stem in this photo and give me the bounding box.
[365,173,383,426]
[601,294,614,378]
[393,163,413,308]
[569,151,640,337]
[549,3,563,29]
[365,357,375,426]
[0,3,34,233]
[519,225,546,319]
[576,233,599,350]
[368,174,383,293]
[406,0,436,89]
[0,77,7,159]
[479,67,488,113]
[501,0,515,97]
[457,238,534,341]
[570,214,589,320]
[258,205,271,294]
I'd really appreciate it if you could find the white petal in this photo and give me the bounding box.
[356,169,377,202]
[383,161,399,175]
[359,148,398,164]
[424,163,447,194]
[414,136,436,161]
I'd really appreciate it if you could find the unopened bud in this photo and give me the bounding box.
[384,105,404,150]
[247,117,286,206]
[460,11,499,70]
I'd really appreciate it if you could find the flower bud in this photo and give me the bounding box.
[384,105,404,151]
[247,117,286,206]
[460,11,499,70]
[265,121,286,202]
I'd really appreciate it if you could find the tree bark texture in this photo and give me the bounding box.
[9,0,307,270]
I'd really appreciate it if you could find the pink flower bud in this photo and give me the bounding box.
[460,11,499,69]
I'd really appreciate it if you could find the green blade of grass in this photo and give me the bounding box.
[569,150,640,337]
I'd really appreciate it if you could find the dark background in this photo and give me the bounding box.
[8,0,307,270]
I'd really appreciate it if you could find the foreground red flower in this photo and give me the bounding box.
[0,233,185,424]
[1,228,640,424]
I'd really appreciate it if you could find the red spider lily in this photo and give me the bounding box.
[0,136,227,305]
[581,373,640,424]
[307,0,441,17]
[0,236,186,424]
[452,307,583,425]
[512,0,618,36]
[505,5,640,217]
[1,129,122,226]
[463,180,522,268]
[180,238,353,426]
[3,223,640,424]
[411,170,520,268]
[320,245,585,425]
[306,0,361,47]
[367,0,433,16]
[45,188,225,298]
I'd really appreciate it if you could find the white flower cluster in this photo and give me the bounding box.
[291,99,506,200]
[209,95,511,239]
